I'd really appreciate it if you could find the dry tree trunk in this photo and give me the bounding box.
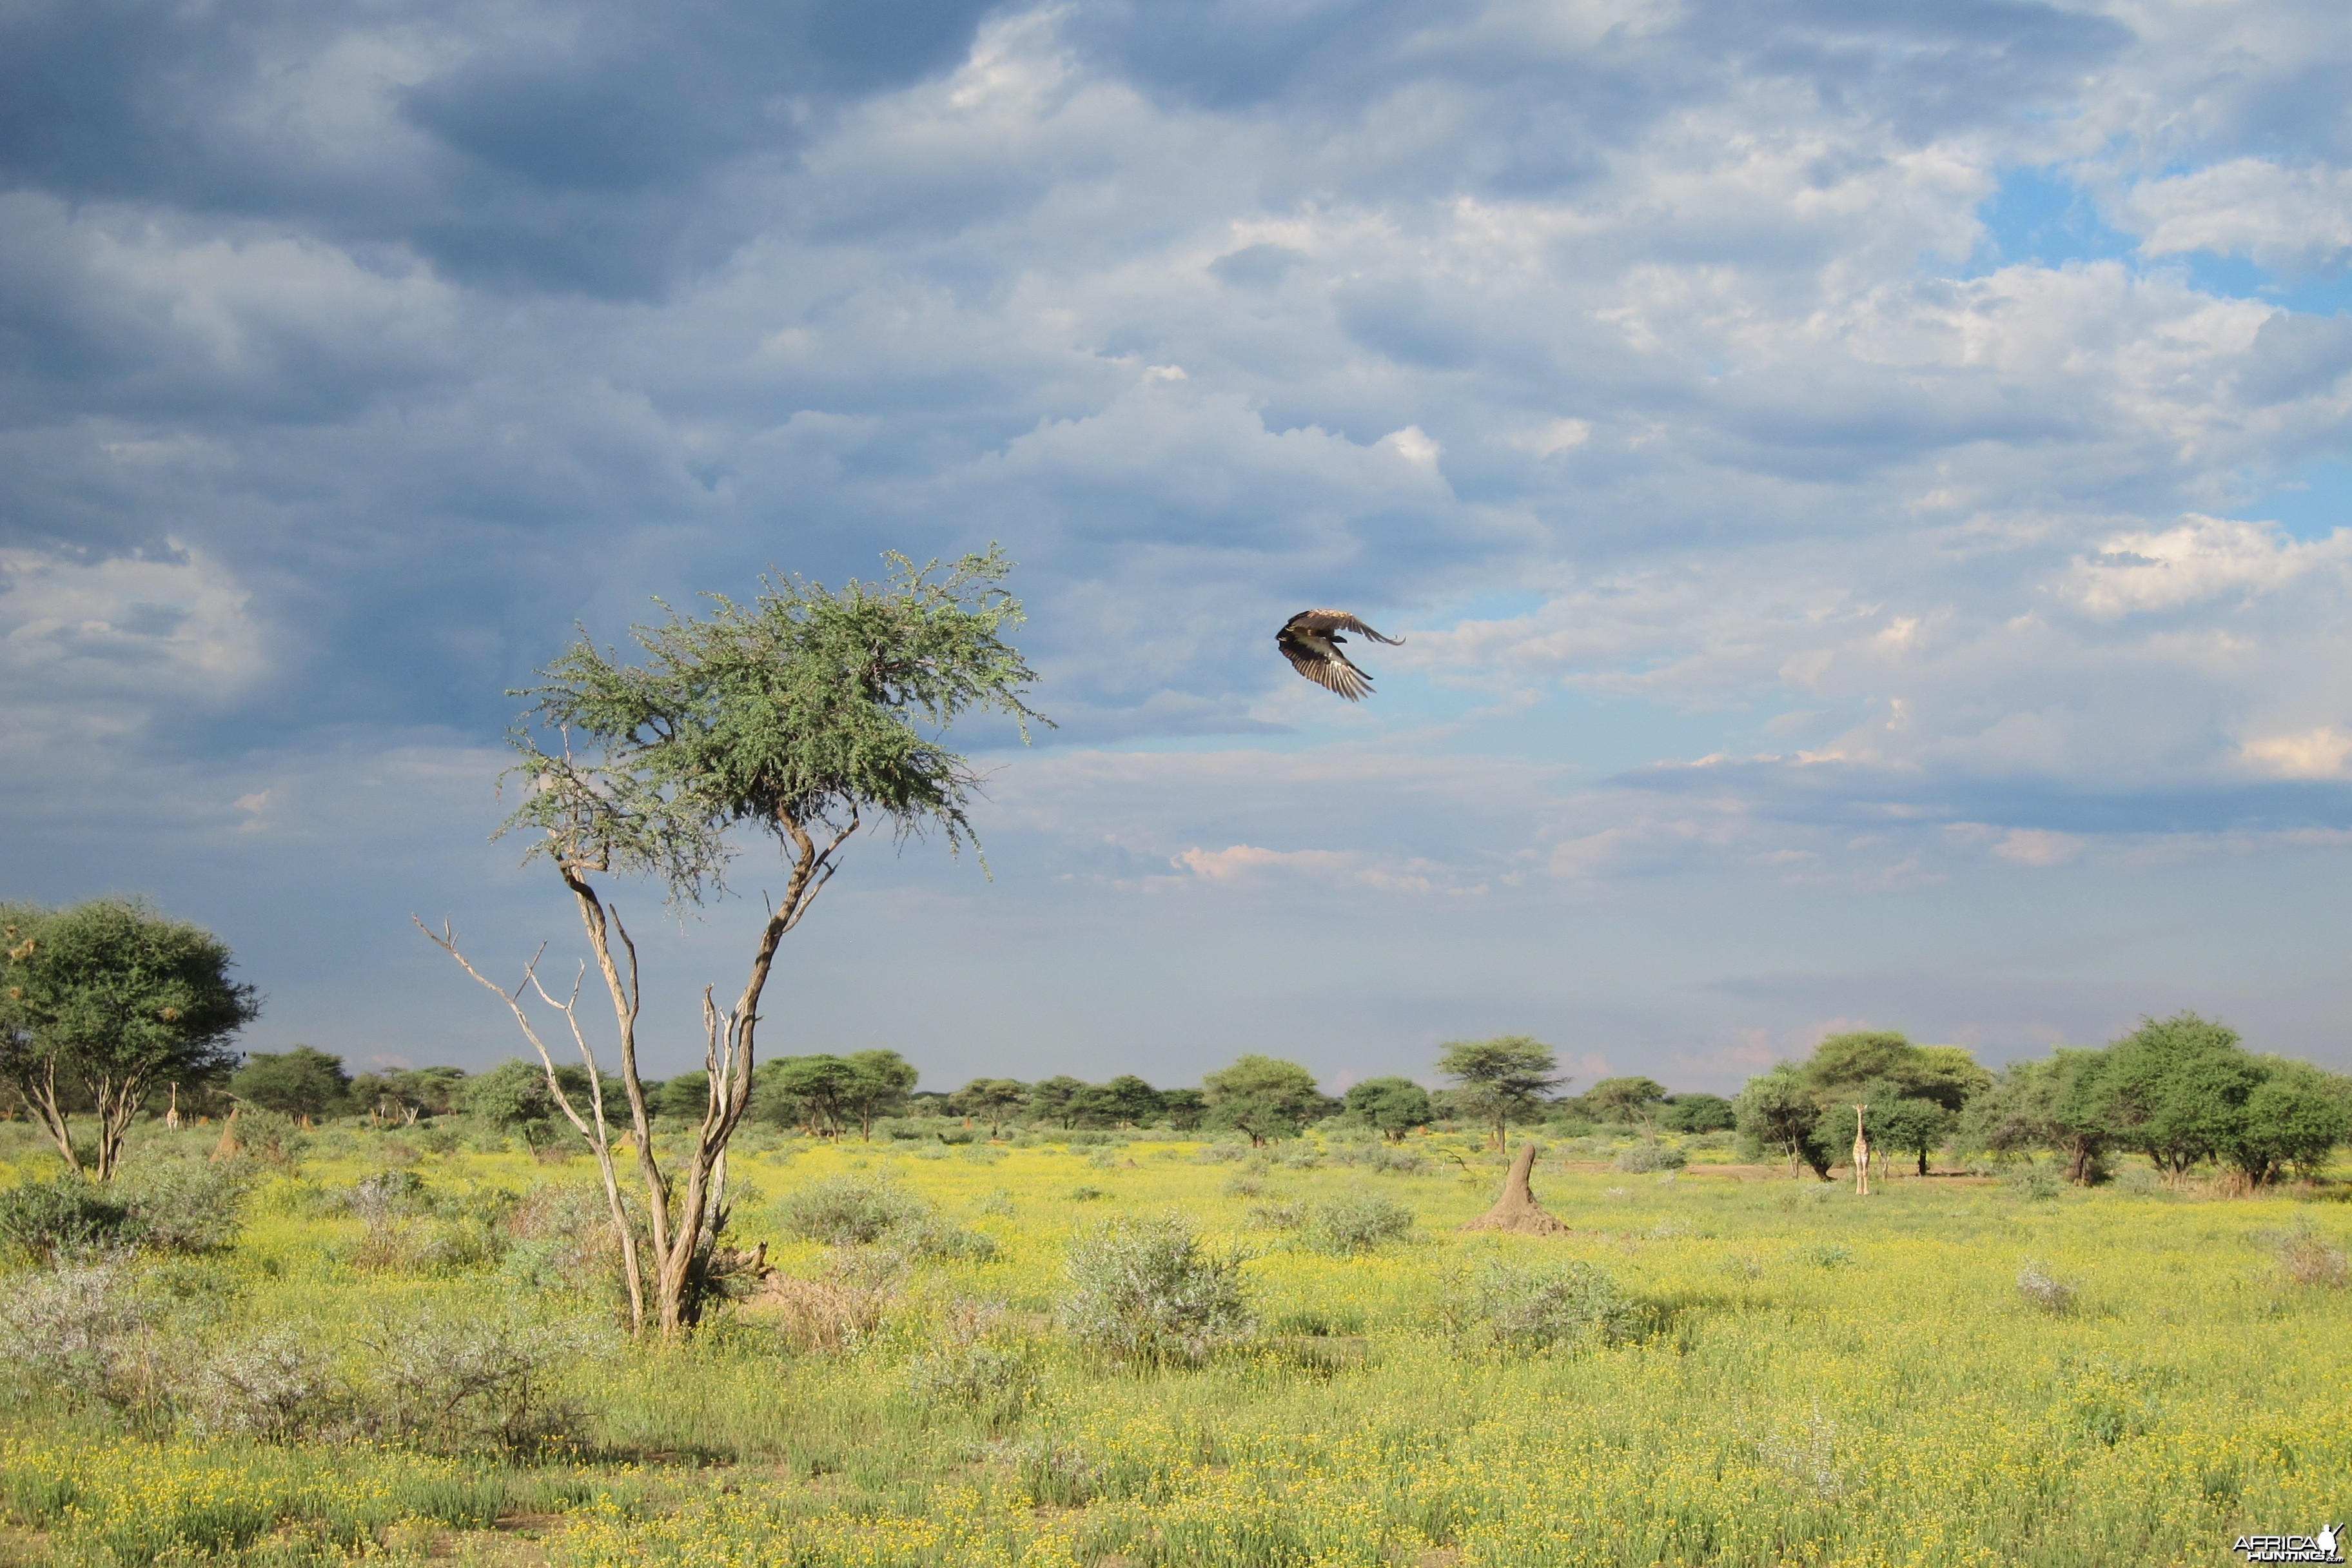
[1462,1141,1571,1235]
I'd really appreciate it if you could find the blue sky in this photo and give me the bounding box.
[4,0,2349,1093]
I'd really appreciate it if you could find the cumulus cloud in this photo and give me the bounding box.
[4,0,2352,1075]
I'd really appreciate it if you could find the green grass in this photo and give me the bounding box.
[1,1117,2346,1566]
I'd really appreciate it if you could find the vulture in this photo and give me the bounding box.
[1276,609,1404,701]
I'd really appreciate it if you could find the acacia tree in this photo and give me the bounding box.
[0,899,260,1180]
[1436,1036,1563,1153]
[432,549,1043,1338]
[1201,1054,1324,1145]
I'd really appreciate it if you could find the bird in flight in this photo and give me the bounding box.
[1276,609,1404,701]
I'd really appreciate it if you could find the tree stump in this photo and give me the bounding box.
[1461,1141,1570,1235]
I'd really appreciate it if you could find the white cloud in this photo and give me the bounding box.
[2122,159,2352,272]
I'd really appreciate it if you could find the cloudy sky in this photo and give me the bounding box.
[5,0,2349,1093]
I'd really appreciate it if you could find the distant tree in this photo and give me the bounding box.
[949,1077,1030,1138]
[1958,1048,2115,1183]
[656,1071,710,1121]
[462,1057,610,1131]
[1660,1092,1736,1134]
[1028,1075,1090,1129]
[1159,1088,1207,1130]
[351,1066,466,1123]
[1342,1076,1432,1142]
[2096,1013,2262,1181]
[231,1046,352,1121]
[1908,1045,1995,1111]
[766,1055,860,1137]
[1585,1075,1669,1132]
[1801,1032,1921,1097]
[1735,1064,1832,1180]
[0,898,261,1180]
[1850,1080,1953,1177]
[843,1050,919,1139]
[2217,1057,2352,1186]
[1201,1055,1323,1145]
[1093,1074,1166,1128]
[1436,1036,1564,1153]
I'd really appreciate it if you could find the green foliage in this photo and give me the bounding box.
[0,897,260,1180]
[1735,1063,1832,1178]
[1660,1092,1736,1133]
[1440,1257,1643,1357]
[1583,1076,1669,1126]
[2098,1013,2264,1178]
[1341,1075,1432,1142]
[1436,1036,1563,1143]
[349,1066,467,1121]
[774,1174,931,1245]
[0,1178,133,1260]
[0,1160,250,1260]
[1159,1087,1207,1130]
[1300,1191,1415,1255]
[945,1077,1030,1137]
[230,1046,351,1120]
[500,547,1044,906]
[462,1057,614,1132]
[2219,1057,2352,1185]
[1959,1048,2115,1183]
[1200,1054,1325,1145]
[1057,1211,1253,1366]
[1614,1143,1688,1173]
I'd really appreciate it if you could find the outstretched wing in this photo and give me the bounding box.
[1279,631,1373,700]
[1284,608,1404,645]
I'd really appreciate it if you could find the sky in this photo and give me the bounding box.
[4,0,2350,1095]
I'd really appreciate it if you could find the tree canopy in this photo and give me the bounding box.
[1342,1075,1432,1142]
[0,898,260,1179]
[1201,1055,1324,1145]
[1436,1036,1563,1150]
[231,1046,351,1121]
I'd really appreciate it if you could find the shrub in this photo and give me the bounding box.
[776,1175,930,1245]
[904,1302,1037,1429]
[907,1215,999,1262]
[2260,1217,2349,1288]
[1440,1257,1643,1357]
[366,1309,587,1453]
[2016,1260,2079,1314]
[1222,1174,1266,1198]
[0,1178,135,1260]
[1792,1242,1854,1269]
[117,1159,253,1253]
[0,1259,166,1416]
[1068,1185,1109,1202]
[1057,1211,1253,1366]
[1300,1191,1414,1256]
[2003,1164,2063,1201]
[1246,1198,1304,1230]
[1614,1144,1688,1173]
[187,1325,347,1441]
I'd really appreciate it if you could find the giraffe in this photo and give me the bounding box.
[1852,1104,1870,1196]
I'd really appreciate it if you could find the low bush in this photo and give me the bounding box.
[1058,1211,1253,1366]
[0,1259,168,1418]
[187,1324,348,1442]
[1614,1144,1688,1174]
[1439,1257,1645,1357]
[775,1175,930,1245]
[0,1161,251,1260]
[2017,1260,2078,1314]
[1246,1198,1304,1230]
[2260,1216,2349,1288]
[1792,1242,1855,1269]
[0,1178,134,1260]
[365,1309,587,1453]
[1300,1191,1413,1256]
[2003,1164,2063,1201]
[904,1303,1038,1430]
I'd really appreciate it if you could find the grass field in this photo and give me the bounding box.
[2,1122,2347,1567]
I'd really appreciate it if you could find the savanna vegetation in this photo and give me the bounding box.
[6,551,2349,1565]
